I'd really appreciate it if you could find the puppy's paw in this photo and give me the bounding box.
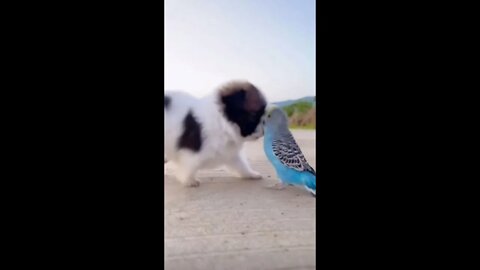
[242,171,262,180]
[183,179,200,187]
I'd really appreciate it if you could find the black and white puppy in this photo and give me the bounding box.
[164,80,267,187]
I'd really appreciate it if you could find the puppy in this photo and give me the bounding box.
[164,80,267,187]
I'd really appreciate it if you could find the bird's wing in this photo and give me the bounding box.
[272,134,316,175]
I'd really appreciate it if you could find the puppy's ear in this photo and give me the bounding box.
[244,88,266,113]
[221,89,246,109]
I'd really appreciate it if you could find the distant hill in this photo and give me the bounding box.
[272,96,315,107]
[271,96,316,129]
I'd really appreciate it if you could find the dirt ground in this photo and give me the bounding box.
[165,130,316,270]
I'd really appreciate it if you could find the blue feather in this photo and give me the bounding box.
[264,131,316,196]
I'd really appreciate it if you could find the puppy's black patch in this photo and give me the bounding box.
[165,96,171,109]
[177,110,202,152]
[220,83,266,137]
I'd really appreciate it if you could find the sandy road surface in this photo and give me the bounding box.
[165,130,316,270]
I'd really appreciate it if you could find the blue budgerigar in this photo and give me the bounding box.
[263,106,316,197]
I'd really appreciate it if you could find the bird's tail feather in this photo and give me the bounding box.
[303,174,316,197]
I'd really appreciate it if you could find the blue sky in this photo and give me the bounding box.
[165,0,315,102]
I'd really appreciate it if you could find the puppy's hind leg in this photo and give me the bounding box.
[226,151,262,180]
[177,170,200,187]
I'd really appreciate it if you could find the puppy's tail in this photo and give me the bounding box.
[164,95,171,110]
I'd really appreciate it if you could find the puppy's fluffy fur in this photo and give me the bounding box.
[164,80,267,187]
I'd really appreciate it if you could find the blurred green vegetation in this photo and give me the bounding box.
[282,102,313,117]
[281,102,316,129]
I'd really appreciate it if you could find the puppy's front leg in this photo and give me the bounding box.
[176,153,201,187]
[226,151,262,180]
